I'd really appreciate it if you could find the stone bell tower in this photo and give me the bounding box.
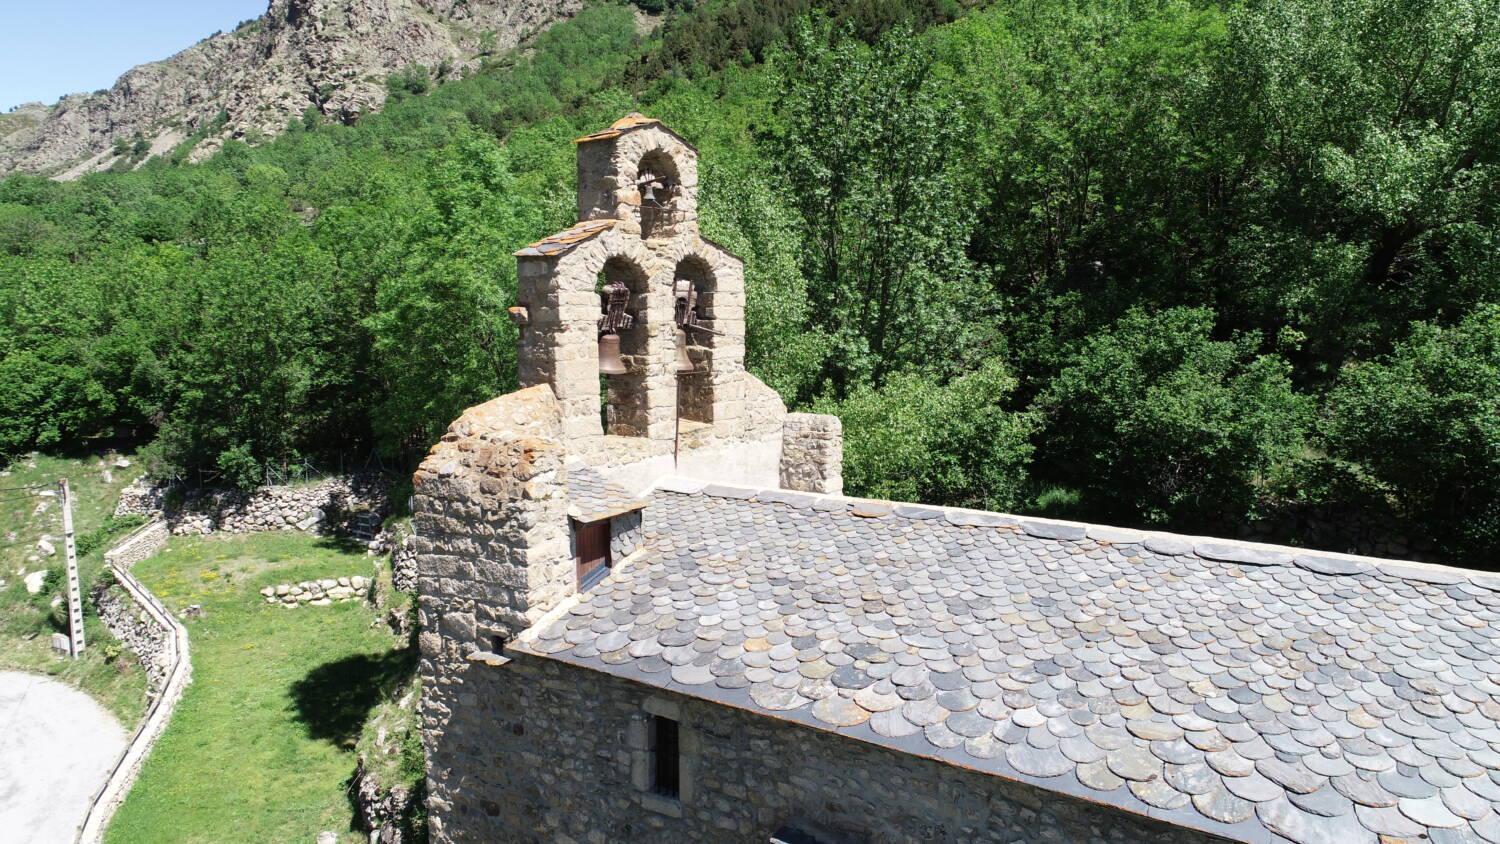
[413,118,843,839]
[512,115,749,466]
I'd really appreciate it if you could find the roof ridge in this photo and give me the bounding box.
[646,476,1500,592]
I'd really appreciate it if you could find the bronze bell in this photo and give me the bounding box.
[675,328,693,373]
[598,332,626,375]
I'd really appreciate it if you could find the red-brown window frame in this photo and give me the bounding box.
[574,519,611,591]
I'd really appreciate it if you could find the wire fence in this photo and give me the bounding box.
[151,451,403,489]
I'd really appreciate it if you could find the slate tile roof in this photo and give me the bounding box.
[516,480,1500,844]
[571,113,699,151]
[565,463,646,523]
[513,219,617,257]
[573,113,663,144]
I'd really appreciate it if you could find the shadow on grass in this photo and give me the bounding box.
[311,535,371,554]
[290,648,415,747]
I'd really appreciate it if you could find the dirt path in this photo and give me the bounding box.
[0,670,126,844]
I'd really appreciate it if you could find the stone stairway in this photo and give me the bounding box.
[349,511,382,544]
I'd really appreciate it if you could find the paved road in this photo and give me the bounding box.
[0,671,126,844]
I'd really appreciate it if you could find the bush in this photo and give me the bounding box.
[385,65,433,102]
[27,566,61,611]
[1323,305,1500,558]
[816,360,1035,510]
[1037,307,1311,527]
[75,513,148,557]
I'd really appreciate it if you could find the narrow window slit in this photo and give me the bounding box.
[652,715,680,798]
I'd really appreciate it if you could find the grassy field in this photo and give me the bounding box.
[0,452,147,725]
[107,532,410,844]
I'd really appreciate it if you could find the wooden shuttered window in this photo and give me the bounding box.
[574,519,611,591]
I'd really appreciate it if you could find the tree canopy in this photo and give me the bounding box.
[3,0,1499,563]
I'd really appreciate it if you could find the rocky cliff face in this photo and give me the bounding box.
[0,0,580,179]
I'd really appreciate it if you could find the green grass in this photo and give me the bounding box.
[108,532,410,844]
[0,451,142,580]
[0,451,148,725]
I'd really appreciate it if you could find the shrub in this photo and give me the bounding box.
[816,360,1036,510]
[1037,307,1312,527]
[1323,305,1500,558]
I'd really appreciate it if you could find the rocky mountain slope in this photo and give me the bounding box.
[0,0,581,179]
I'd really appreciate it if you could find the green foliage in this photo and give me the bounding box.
[767,21,982,391]
[631,0,964,81]
[27,566,61,611]
[385,65,433,102]
[1210,0,1500,368]
[1038,307,1312,526]
[75,512,147,557]
[1323,306,1500,556]
[365,129,541,452]
[3,0,1500,557]
[818,360,1035,510]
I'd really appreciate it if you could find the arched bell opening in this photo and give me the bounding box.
[596,256,651,438]
[634,149,681,241]
[673,255,717,425]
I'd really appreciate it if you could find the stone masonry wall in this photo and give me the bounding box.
[425,651,1221,844]
[412,387,572,662]
[259,575,371,607]
[168,473,389,535]
[95,583,174,694]
[115,473,389,535]
[780,412,844,496]
[392,531,419,593]
[104,519,169,569]
[114,476,165,517]
[96,520,173,694]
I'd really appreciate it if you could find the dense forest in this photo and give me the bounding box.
[2,0,1497,562]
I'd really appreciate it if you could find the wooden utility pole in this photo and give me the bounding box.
[59,478,85,657]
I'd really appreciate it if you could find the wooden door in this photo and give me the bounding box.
[575,520,611,590]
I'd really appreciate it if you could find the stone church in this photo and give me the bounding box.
[412,116,1500,843]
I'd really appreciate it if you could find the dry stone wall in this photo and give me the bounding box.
[352,758,420,844]
[94,583,173,694]
[259,575,371,607]
[425,651,1219,844]
[168,473,389,535]
[116,473,390,536]
[97,520,173,693]
[79,524,192,844]
[391,530,419,593]
[113,476,165,517]
[103,519,169,569]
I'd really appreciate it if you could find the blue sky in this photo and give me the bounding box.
[1,0,267,111]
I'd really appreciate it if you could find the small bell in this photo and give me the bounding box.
[675,328,693,373]
[598,333,627,375]
[641,181,658,205]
